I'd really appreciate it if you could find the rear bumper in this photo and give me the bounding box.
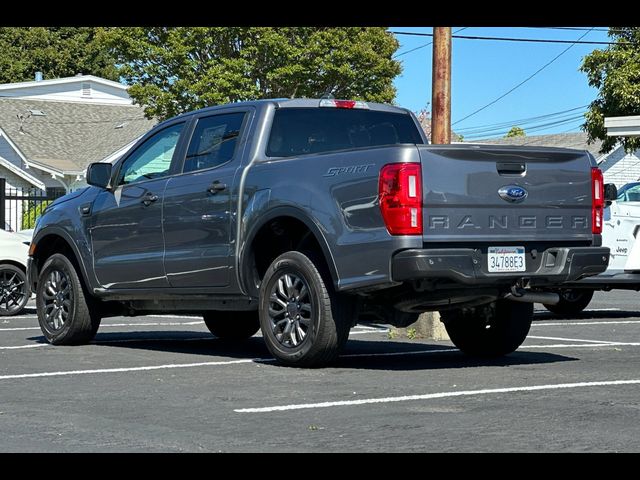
[392,246,609,286]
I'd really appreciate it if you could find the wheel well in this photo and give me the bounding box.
[33,234,86,290]
[244,216,335,297]
[0,260,26,273]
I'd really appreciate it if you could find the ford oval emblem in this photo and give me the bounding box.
[498,185,528,203]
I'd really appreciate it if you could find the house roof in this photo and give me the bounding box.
[0,74,128,93]
[472,132,604,159]
[0,151,45,190]
[0,97,156,174]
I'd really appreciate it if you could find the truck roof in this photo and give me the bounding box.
[152,98,411,130]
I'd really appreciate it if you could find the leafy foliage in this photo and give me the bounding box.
[505,126,526,138]
[105,27,401,120]
[0,27,118,83]
[581,27,640,153]
[21,200,51,230]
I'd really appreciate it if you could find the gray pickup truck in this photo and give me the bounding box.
[27,98,610,366]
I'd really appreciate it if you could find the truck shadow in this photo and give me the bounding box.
[27,330,578,372]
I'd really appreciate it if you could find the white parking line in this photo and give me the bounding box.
[0,326,41,332]
[349,329,389,336]
[535,308,622,313]
[527,335,622,345]
[0,340,638,379]
[522,343,639,349]
[0,344,47,350]
[102,321,204,327]
[234,379,640,413]
[0,358,259,381]
[534,320,640,327]
[0,321,204,332]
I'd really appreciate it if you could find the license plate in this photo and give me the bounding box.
[488,246,526,273]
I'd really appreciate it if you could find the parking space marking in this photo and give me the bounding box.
[528,335,622,345]
[0,344,47,350]
[0,326,41,332]
[0,321,204,333]
[533,320,640,327]
[234,379,640,413]
[101,321,204,327]
[0,358,260,381]
[349,329,389,336]
[523,342,640,348]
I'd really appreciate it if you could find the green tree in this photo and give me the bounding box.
[581,27,640,153]
[505,126,526,138]
[105,27,401,120]
[0,27,118,83]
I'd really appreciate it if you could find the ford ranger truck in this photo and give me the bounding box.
[27,98,609,366]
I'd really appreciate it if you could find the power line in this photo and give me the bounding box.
[390,30,623,46]
[465,115,586,140]
[456,105,588,133]
[461,113,586,138]
[466,115,585,138]
[393,27,468,59]
[452,28,595,126]
[524,27,612,33]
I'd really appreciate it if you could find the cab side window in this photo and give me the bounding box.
[117,123,184,185]
[183,113,245,173]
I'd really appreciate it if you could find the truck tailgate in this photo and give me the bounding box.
[418,144,594,243]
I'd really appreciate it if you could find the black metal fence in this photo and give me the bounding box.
[0,178,65,232]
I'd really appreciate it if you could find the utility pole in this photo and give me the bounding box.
[398,27,453,343]
[431,27,452,144]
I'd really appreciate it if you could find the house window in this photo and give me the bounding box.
[81,83,91,97]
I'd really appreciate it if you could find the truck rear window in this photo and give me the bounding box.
[267,108,424,157]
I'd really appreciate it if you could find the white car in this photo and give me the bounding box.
[545,181,640,314]
[0,229,30,315]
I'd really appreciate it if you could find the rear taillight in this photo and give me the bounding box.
[379,163,422,235]
[591,167,604,234]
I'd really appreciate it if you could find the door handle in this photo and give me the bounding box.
[141,192,159,206]
[207,181,228,194]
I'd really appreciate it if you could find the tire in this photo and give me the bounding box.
[441,300,533,357]
[543,289,594,315]
[0,264,30,316]
[36,253,101,345]
[258,251,353,367]
[203,311,260,340]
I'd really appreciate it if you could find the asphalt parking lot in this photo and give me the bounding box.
[1,290,640,452]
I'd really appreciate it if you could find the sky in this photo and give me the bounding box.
[390,27,611,140]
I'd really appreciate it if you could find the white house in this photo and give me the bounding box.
[0,74,156,230]
[474,132,640,189]
[605,115,640,137]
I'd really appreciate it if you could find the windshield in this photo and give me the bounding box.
[617,182,640,202]
[267,108,424,158]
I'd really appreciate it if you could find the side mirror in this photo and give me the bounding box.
[604,183,618,207]
[86,163,113,189]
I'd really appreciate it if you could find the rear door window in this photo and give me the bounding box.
[183,112,246,173]
[267,108,424,158]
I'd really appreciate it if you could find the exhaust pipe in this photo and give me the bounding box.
[505,287,559,305]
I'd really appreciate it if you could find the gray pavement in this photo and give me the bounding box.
[1,290,639,452]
